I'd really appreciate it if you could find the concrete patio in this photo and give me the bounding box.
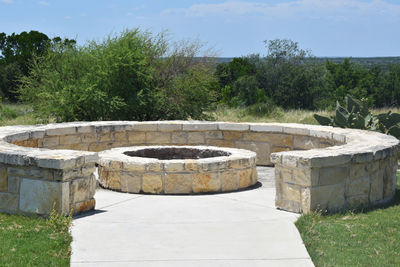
[70,167,314,266]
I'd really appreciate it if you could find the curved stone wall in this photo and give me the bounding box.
[98,146,257,194]
[0,121,397,215]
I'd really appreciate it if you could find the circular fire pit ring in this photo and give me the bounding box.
[98,145,257,194]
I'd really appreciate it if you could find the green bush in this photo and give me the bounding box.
[19,29,217,122]
[314,95,400,139]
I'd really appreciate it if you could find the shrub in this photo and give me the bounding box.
[314,95,400,139]
[19,29,217,122]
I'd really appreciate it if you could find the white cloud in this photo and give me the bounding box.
[38,1,49,6]
[1,0,14,4]
[162,0,400,20]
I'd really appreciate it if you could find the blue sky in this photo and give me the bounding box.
[1,0,399,57]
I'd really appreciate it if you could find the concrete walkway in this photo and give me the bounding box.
[71,167,314,267]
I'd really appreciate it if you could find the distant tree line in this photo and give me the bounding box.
[215,39,400,111]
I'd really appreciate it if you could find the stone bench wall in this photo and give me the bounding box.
[0,121,397,216]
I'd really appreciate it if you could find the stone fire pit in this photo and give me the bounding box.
[98,146,257,194]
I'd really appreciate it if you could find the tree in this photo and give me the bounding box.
[0,31,76,101]
[18,29,217,122]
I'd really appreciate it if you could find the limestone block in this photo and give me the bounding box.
[346,178,370,197]
[349,164,368,180]
[7,176,19,193]
[88,142,111,152]
[147,163,163,172]
[146,132,170,144]
[277,199,302,213]
[19,178,69,215]
[183,123,218,131]
[123,162,146,172]
[268,134,293,147]
[59,135,81,145]
[109,160,123,170]
[353,152,374,163]
[193,173,220,193]
[309,154,352,168]
[309,130,332,140]
[81,163,96,176]
[158,122,182,131]
[221,171,239,191]
[46,127,76,136]
[22,139,39,148]
[53,168,80,181]
[332,133,346,144]
[250,124,283,133]
[366,161,380,173]
[279,167,293,184]
[164,173,192,194]
[207,139,235,148]
[200,160,220,172]
[187,132,205,144]
[282,154,298,167]
[319,166,348,186]
[113,131,127,143]
[251,167,258,184]
[164,161,185,172]
[223,131,243,141]
[71,198,95,214]
[205,131,223,140]
[370,172,384,203]
[100,170,121,190]
[171,132,187,144]
[70,143,89,151]
[307,183,345,212]
[239,168,252,188]
[293,135,319,150]
[88,174,97,197]
[185,160,200,171]
[70,178,90,203]
[77,125,95,134]
[292,167,319,187]
[127,132,146,144]
[235,141,270,166]
[383,168,396,199]
[283,126,309,136]
[142,174,162,194]
[36,157,77,170]
[81,133,97,143]
[0,192,18,212]
[281,182,301,202]
[346,195,369,209]
[98,132,112,142]
[218,123,249,131]
[120,172,141,193]
[300,188,311,213]
[132,122,157,131]
[0,167,7,192]
[42,136,59,148]
[242,132,269,142]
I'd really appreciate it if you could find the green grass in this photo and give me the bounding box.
[296,174,400,267]
[0,210,72,267]
[0,103,53,126]
[212,105,400,124]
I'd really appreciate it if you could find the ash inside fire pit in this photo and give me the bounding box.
[124,147,231,160]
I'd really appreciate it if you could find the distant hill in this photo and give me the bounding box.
[214,56,400,69]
